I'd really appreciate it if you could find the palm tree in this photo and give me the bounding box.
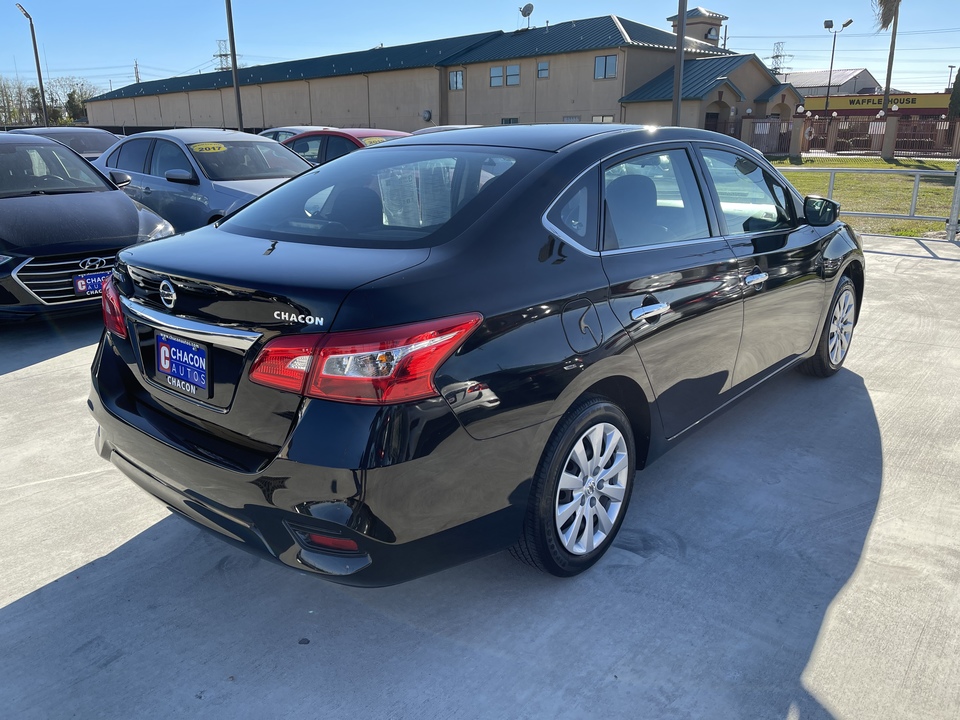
[875,0,901,111]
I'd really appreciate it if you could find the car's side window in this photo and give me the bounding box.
[150,140,193,178]
[699,148,794,235]
[115,139,151,174]
[545,168,599,251]
[292,137,322,163]
[325,136,358,163]
[602,148,709,250]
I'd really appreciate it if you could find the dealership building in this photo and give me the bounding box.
[85,10,801,134]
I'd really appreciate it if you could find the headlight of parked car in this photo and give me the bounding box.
[137,213,176,243]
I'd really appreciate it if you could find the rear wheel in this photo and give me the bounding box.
[511,396,635,577]
[800,276,857,377]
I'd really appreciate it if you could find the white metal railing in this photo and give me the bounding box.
[780,163,960,242]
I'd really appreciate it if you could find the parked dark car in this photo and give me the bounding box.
[0,134,173,320]
[8,126,121,161]
[94,129,311,232]
[89,125,864,586]
[282,127,410,165]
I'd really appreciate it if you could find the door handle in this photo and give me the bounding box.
[142,186,152,195]
[630,302,669,322]
[744,271,768,287]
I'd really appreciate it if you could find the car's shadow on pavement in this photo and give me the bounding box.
[0,368,879,719]
[0,311,103,376]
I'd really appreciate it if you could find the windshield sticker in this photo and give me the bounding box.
[361,137,389,147]
[190,142,227,153]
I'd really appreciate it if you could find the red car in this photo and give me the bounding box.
[282,128,410,165]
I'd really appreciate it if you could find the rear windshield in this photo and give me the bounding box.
[44,130,118,155]
[187,140,311,181]
[220,145,546,248]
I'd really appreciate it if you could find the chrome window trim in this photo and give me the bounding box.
[120,296,262,351]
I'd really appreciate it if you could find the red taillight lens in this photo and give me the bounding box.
[306,313,483,405]
[249,334,323,393]
[101,275,127,339]
[248,313,482,405]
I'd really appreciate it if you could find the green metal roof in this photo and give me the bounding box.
[755,83,803,103]
[442,15,731,65]
[89,31,500,102]
[620,54,754,103]
[666,7,729,22]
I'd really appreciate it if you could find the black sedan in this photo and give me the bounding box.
[0,134,173,320]
[89,125,864,586]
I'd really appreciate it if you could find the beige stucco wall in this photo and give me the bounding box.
[622,100,700,127]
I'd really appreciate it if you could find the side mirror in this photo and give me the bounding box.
[804,195,840,227]
[109,170,132,188]
[165,168,199,185]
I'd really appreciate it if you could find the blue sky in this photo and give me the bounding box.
[0,0,955,95]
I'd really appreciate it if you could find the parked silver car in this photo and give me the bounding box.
[258,125,337,142]
[94,129,311,232]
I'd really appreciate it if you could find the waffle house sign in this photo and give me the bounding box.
[801,93,949,116]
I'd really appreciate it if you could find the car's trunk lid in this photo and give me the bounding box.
[113,226,429,455]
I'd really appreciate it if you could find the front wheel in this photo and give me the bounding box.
[511,396,636,577]
[800,275,857,377]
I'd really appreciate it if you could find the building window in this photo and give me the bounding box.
[501,117,519,124]
[490,67,503,87]
[592,115,614,123]
[538,61,549,79]
[595,55,617,80]
[506,64,520,86]
[563,116,581,123]
[449,70,463,91]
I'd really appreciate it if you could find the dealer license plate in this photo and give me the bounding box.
[72,271,112,296]
[156,332,208,397]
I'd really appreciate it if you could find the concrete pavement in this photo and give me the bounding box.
[1,234,959,719]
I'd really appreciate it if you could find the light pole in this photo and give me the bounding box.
[224,0,243,131]
[15,3,48,126]
[949,65,956,90]
[823,18,853,115]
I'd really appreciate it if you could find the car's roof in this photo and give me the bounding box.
[290,128,410,140]
[385,123,751,153]
[260,125,337,134]
[8,126,116,136]
[121,128,267,143]
[0,132,60,145]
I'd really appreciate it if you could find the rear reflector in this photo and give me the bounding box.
[306,533,359,552]
[250,313,482,405]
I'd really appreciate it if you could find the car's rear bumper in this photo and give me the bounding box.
[88,357,542,586]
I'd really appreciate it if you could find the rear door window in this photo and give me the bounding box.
[115,138,152,174]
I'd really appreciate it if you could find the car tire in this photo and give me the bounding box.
[799,275,857,378]
[511,395,635,577]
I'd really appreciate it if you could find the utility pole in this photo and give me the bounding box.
[134,59,140,84]
[671,0,687,126]
[224,0,244,132]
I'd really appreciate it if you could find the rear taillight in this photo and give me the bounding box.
[101,275,127,339]
[249,335,323,394]
[249,313,482,405]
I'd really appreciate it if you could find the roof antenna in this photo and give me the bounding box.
[520,3,534,29]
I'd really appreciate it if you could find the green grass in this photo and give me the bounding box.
[769,157,959,237]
